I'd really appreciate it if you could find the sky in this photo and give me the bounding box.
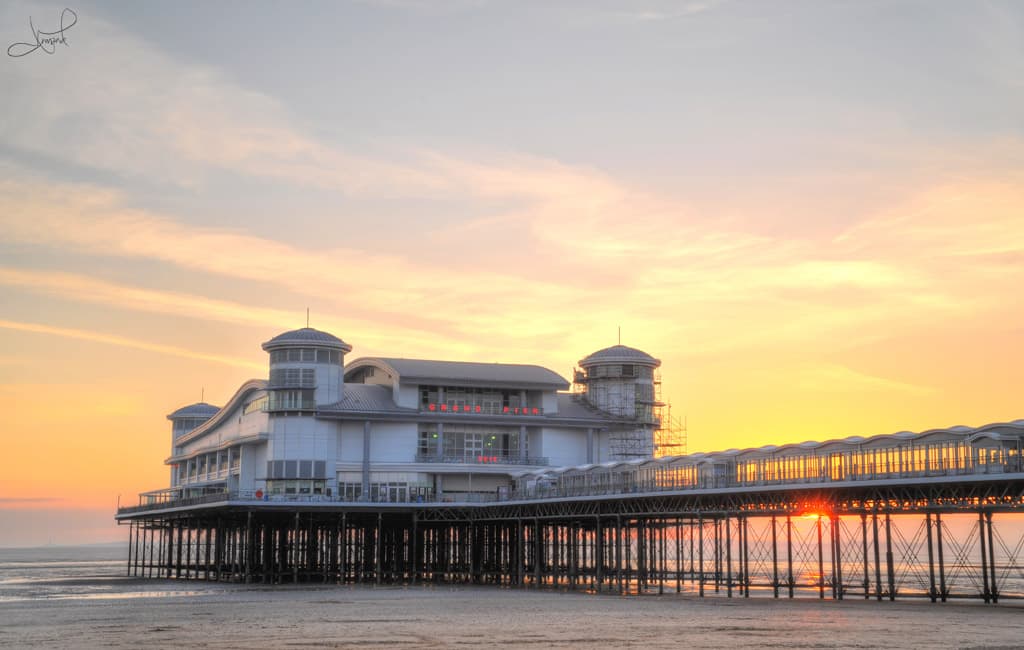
[0,0,1022,546]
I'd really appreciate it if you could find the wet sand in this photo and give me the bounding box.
[3,583,1024,649]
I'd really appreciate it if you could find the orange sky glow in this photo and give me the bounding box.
[1,1,1022,545]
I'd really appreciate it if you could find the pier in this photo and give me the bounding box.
[118,447,1024,603]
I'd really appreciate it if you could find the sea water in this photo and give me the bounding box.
[2,542,1024,649]
[0,544,223,602]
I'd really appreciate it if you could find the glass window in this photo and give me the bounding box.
[422,424,521,461]
[418,427,439,457]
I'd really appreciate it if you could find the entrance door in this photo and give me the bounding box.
[388,485,407,502]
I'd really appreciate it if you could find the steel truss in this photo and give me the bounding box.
[120,478,1024,603]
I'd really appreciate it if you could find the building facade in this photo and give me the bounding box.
[147,328,661,505]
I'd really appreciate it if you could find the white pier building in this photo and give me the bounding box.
[151,328,662,504]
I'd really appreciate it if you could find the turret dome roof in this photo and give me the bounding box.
[579,344,660,368]
[261,327,353,352]
[166,402,220,420]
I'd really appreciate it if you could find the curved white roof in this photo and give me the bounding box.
[166,402,220,420]
[579,344,660,368]
[262,327,353,352]
[346,357,569,390]
[543,419,1024,477]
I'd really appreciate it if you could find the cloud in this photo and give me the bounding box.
[0,266,445,355]
[3,164,1021,367]
[835,180,1024,258]
[0,267,312,330]
[0,174,593,332]
[795,363,934,395]
[0,2,450,196]
[0,319,264,370]
[1,0,1022,374]
[608,1,725,23]
[551,0,726,26]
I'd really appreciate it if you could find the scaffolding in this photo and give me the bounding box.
[571,367,682,460]
[654,404,687,458]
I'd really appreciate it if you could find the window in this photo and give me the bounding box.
[243,396,268,414]
[265,479,326,496]
[420,386,440,407]
[418,424,522,461]
[419,386,529,414]
[418,427,439,456]
[270,348,317,363]
[337,481,432,503]
[269,368,315,388]
[268,389,315,410]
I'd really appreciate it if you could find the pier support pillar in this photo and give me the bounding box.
[697,514,705,597]
[986,511,998,604]
[725,513,732,598]
[860,513,869,599]
[926,512,937,602]
[884,513,895,601]
[786,514,794,599]
[817,514,824,600]
[935,512,947,602]
[771,515,779,599]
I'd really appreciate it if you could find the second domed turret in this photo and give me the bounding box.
[263,327,351,409]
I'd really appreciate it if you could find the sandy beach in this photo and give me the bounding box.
[3,580,1024,649]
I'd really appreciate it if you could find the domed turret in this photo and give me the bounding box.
[576,344,661,422]
[167,402,219,438]
[262,327,351,409]
[577,342,662,461]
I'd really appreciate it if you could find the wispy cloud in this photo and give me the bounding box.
[794,363,934,396]
[606,0,725,23]
[0,319,264,370]
[0,267,314,331]
[550,0,726,26]
[3,162,1020,368]
[836,180,1024,259]
[0,3,448,196]
[0,5,1018,372]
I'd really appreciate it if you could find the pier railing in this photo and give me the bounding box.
[414,454,549,466]
[117,468,1024,517]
